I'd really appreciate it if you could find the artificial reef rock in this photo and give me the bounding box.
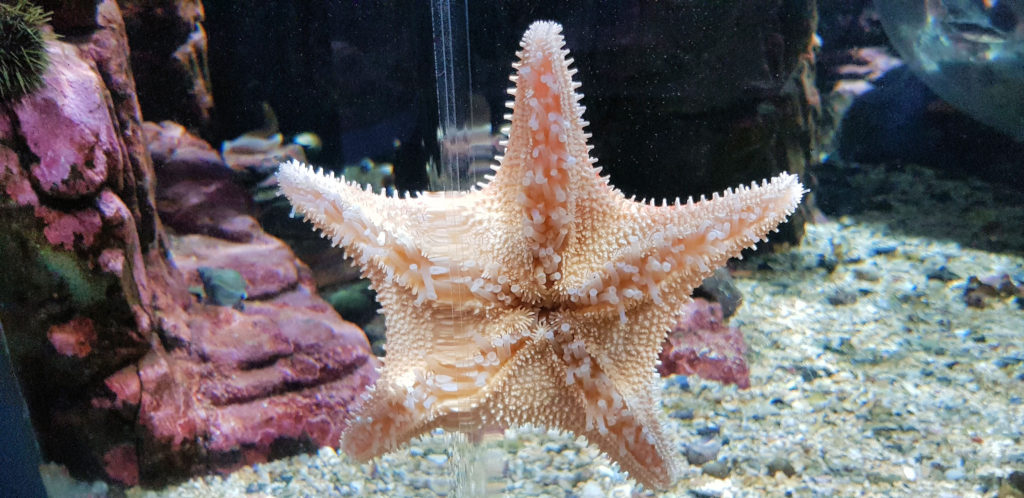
[0,0,376,487]
[120,0,213,133]
[658,298,751,389]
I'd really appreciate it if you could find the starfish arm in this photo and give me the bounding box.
[340,288,537,460]
[559,317,681,489]
[431,322,679,491]
[652,172,806,276]
[547,304,682,489]
[562,173,804,319]
[482,21,597,290]
[277,159,517,310]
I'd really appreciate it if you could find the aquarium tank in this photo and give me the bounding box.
[0,1,1022,497]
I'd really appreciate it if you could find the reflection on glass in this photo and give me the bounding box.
[877,0,1024,139]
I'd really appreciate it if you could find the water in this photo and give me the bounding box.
[1,1,1022,497]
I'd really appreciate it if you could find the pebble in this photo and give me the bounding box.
[669,408,693,420]
[703,460,731,479]
[870,245,898,256]
[689,489,723,498]
[853,266,881,282]
[927,266,959,282]
[766,457,797,477]
[685,439,722,466]
[695,425,720,437]
[665,375,690,390]
[826,287,859,306]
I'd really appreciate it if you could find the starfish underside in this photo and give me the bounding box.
[277,20,804,490]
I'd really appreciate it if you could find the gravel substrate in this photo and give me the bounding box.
[127,163,1024,497]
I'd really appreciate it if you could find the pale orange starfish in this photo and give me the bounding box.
[277,20,804,490]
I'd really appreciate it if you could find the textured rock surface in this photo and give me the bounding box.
[0,0,376,488]
[14,42,123,199]
[143,121,379,482]
[145,120,258,242]
[658,299,751,389]
[120,0,213,133]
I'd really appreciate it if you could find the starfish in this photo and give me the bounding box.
[277,21,804,490]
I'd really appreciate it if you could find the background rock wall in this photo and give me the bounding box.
[0,0,376,487]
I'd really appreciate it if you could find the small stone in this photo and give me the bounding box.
[827,288,859,306]
[945,468,966,480]
[927,266,959,282]
[689,488,723,498]
[817,253,838,273]
[795,365,834,382]
[669,408,694,420]
[666,375,690,390]
[543,442,566,453]
[823,336,856,355]
[853,266,881,282]
[349,481,363,494]
[995,355,1024,368]
[702,460,731,479]
[871,245,897,256]
[685,439,721,466]
[766,457,796,477]
[963,275,1005,308]
[695,425,720,437]
[1009,470,1024,493]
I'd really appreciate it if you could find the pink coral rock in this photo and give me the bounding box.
[46,317,98,358]
[102,443,139,486]
[658,298,751,389]
[36,207,104,251]
[0,13,378,485]
[14,42,123,199]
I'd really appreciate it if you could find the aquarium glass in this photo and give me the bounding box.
[0,1,1021,497]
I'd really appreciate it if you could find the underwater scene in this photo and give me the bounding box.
[1,0,1022,497]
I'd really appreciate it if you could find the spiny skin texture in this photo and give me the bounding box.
[277,21,804,490]
[0,0,50,101]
